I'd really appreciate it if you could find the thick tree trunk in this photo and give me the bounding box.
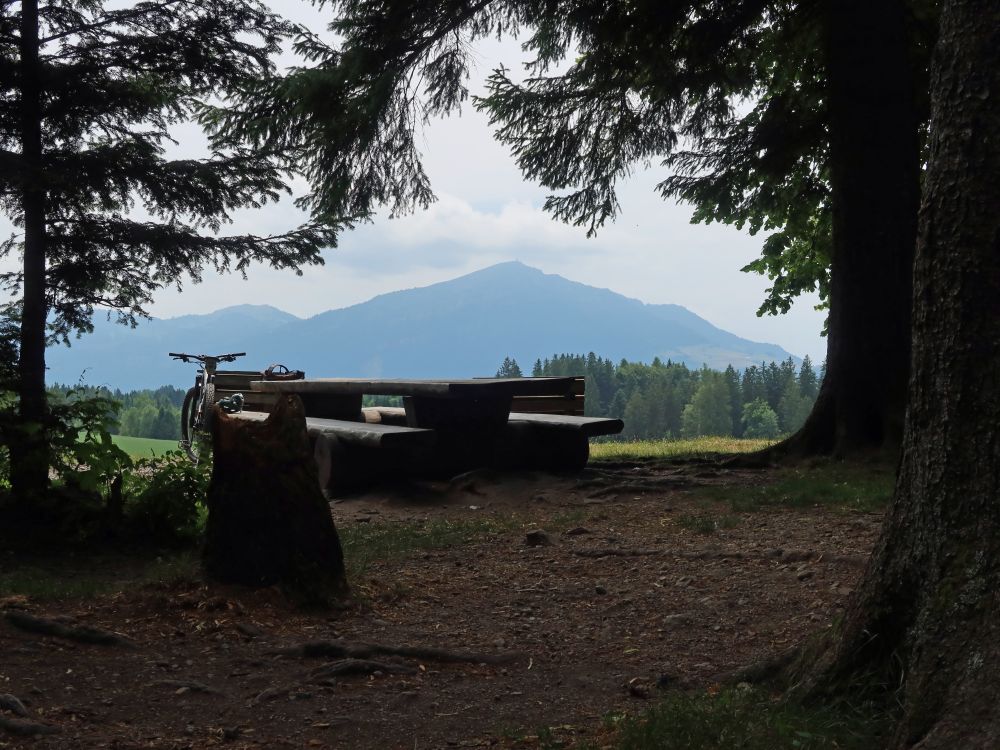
[10,0,50,502]
[797,3,1000,746]
[778,0,920,458]
[203,395,348,605]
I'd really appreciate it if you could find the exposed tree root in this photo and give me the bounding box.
[713,645,804,687]
[0,715,59,736]
[570,547,867,565]
[4,611,136,647]
[147,679,224,695]
[250,683,298,705]
[309,658,417,680]
[585,479,689,497]
[0,694,28,717]
[573,548,660,558]
[271,639,517,665]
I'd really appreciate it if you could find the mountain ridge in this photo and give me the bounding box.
[45,262,798,390]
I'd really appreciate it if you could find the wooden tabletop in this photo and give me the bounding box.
[250,377,579,399]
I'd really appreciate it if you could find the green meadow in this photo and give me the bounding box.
[111,434,177,458]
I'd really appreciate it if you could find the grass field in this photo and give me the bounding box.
[590,436,776,462]
[108,434,773,462]
[111,434,178,458]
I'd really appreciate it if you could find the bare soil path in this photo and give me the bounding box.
[0,462,883,749]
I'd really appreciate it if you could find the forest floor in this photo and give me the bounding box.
[0,457,892,749]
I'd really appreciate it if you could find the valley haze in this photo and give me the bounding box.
[47,262,800,391]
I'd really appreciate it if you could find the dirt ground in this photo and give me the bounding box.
[0,461,882,749]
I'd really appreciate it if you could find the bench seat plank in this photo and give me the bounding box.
[506,412,624,438]
[228,411,434,449]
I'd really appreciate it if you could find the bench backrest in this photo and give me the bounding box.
[509,376,585,416]
[216,371,586,416]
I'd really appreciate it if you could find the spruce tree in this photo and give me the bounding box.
[797,355,819,399]
[1,0,335,501]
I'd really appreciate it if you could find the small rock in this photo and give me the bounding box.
[565,527,591,536]
[235,622,264,638]
[627,678,650,699]
[524,529,551,547]
[661,613,694,628]
[594,585,608,596]
[797,569,815,581]
[184,725,195,736]
[531,493,548,503]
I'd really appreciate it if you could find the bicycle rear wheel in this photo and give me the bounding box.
[181,384,215,464]
[180,386,200,462]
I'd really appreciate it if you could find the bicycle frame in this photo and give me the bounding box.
[170,351,245,462]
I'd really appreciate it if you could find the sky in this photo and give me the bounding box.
[2,1,829,364]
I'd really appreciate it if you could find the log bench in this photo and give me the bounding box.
[496,412,625,471]
[215,373,623,492]
[228,410,435,496]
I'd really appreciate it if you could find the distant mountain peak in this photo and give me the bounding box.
[168,303,300,321]
[46,263,798,390]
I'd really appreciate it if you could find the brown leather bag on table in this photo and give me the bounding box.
[262,363,305,381]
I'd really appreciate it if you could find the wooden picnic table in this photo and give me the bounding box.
[249,376,580,428]
[242,375,620,492]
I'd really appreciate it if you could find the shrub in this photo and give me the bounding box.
[124,451,210,546]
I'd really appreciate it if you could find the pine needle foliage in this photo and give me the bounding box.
[1,0,338,341]
[211,0,932,316]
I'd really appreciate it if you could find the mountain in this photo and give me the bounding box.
[45,262,798,390]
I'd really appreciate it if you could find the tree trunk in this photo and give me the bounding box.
[203,395,348,605]
[797,2,1000,746]
[10,0,50,503]
[778,0,920,459]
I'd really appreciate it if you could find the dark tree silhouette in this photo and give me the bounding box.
[2,0,338,502]
[793,2,1000,745]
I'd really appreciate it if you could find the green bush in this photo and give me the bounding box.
[124,451,210,546]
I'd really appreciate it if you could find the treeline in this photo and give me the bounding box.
[50,384,186,440]
[500,354,821,439]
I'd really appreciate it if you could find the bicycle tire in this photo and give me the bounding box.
[189,382,216,465]
[199,382,216,435]
[180,386,200,462]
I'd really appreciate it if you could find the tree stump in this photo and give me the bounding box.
[203,395,348,605]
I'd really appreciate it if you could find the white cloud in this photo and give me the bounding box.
[0,7,830,366]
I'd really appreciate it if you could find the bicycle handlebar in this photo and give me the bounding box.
[169,352,246,363]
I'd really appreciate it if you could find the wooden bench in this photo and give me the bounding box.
[496,412,624,471]
[228,410,435,496]
[477,376,585,416]
[222,373,621,490]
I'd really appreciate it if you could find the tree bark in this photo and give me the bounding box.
[203,395,348,605]
[796,2,1000,746]
[10,0,51,503]
[777,0,920,459]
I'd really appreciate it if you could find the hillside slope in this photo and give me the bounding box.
[45,263,796,389]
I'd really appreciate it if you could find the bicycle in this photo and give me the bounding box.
[169,352,246,463]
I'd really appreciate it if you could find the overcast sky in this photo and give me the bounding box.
[3,1,828,363]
